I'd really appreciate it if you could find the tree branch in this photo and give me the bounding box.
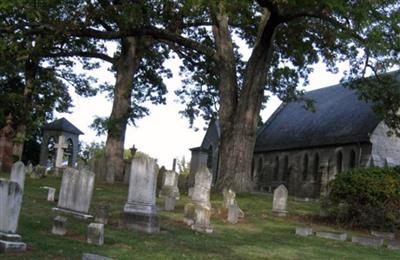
[46,51,115,64]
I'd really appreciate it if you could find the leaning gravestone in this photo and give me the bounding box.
[121,157,159,233]
[159,170,180,211]
[0,162,27,253]
[52,168,95,236]
[53,167,95,219]
[184,167,213,233]
[222,188,244,223]
[272,185,288,216]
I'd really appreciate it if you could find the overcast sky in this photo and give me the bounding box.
[55,43,347,168]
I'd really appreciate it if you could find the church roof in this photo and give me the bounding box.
[43,117,84,135]
[255,84,381,152]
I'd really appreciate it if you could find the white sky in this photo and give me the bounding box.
[55,43,347,168]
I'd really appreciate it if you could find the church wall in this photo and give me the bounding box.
[370,122,400,166]
[252,142,372,199]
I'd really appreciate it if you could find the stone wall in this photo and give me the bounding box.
[252,142,372,198]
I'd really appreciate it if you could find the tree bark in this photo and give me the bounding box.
[105,37,142,183]
[215,7,279,192]
[13,58,38,160]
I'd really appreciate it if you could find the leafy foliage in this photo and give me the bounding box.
[322,167,400,231]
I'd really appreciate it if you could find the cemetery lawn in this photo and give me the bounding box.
[2,175,400,260]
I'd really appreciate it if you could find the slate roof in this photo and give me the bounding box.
[43,117,84,135]
[255,84,381,152]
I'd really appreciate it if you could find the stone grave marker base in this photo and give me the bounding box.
[316,231,347,241]
[53,207,93,220]
[351,236,384,248]
[121,212,159,234]
[295,226,313,237]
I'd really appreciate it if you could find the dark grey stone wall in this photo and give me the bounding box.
[252,143,372,198]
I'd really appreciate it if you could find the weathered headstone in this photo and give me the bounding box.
[95,205,109,225]
[47,188,56,202]
[272,185,288,216]
[52,215,67,236]
[222,188,244,221]
[121,157,159,233]
[53,167,95,219]
[164,196,176,211]
[295,226,313,237]
[10,161,26,191]
[227,204,240,224]
[316,231,347,241]
[160,170,180,211]
[371,230,395,240]
[388,240,400,250]
[0,180,26,253]
[222,188,236,209]
[87,223,104,245]
[26,163,34,178]
[351,235,384,248]
[82,253,113,260]
[186,167,213,233]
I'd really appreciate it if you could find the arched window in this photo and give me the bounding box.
[337,151,343,173]
[207,146,213,170]
[283,155,289,181]
[349,150,356,169]
[273,156,279,181]
[302,154,308,181]
[313,153,319,181]
[47,137,56,167]
[64,138,74,166]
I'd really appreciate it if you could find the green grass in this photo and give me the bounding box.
[1,174,399,259]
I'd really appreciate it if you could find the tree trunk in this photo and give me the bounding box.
[216,8,279,192]
[14,59,38,160]
[105,37,142,183]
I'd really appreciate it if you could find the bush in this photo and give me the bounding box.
[322,167,400,231]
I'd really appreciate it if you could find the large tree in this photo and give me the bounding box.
[171,0,400,192]
[0,0,98,159]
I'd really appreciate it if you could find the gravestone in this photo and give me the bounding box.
[0,179,26,253]
[52,215,67,235]
[295,226,313,237]
[26,163,34,178]
[272,185,288,216]
[121,157,159,233]
[10,161,26,191]
[47,188,56,202]
[53,167,95,219]
[186,167,213,233]
[316,231,347,241]
[160,170,180,211]
[227,204,240,224]
[371,230,395,240]
[351,235,384,248]
[222,188,236,209]
[388,240,400,250]
[95,205,109,225]
[222,188,244,221]
[87,223,104,245]
[82,253,113,260]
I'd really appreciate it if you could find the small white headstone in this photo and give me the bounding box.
[272,185,288,216]
[10,161,26,191]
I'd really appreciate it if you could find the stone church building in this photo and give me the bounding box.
[190,83,400,198]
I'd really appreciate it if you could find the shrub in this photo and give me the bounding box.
[322,167,400,231]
